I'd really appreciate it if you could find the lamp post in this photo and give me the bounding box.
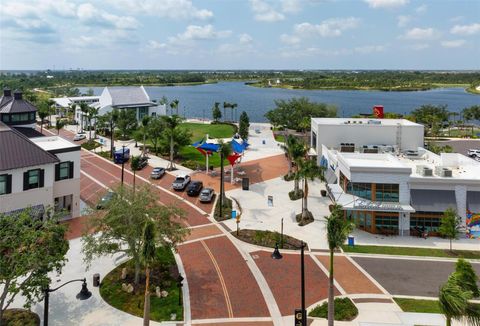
[177,274,184,306]
[271,241,307,326]
[43,278,92,326]
[121,145,126,186]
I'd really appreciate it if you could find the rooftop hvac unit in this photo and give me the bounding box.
[442,168,453,177]
[423,167,433,176]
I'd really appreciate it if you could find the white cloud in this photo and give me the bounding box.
[293,18,360,37]
[364,0,409,9]
[105,0,213,20]
[397,15,411,27]
[280,47,351,58]
[249,0,285,22]
[147,40,167,49]
[170,25,231,42]
[354,45,386,54]
[280,33,301,45]
[281,0,302,13]
[77,3,139,30]
[451,23,480,36]
[239,33,253,44]
[441,39,466,48]
[410,43,429,50]
[415,4,427,13]
[401,27,439,40]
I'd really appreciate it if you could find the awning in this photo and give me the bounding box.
[411,189,457,213]
[327,183,414,213]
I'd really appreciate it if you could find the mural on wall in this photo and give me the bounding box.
[466,209,480,239]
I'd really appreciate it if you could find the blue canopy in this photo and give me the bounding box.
[192,138,205,147]
[231,140,244,154]
[198,142,220,152]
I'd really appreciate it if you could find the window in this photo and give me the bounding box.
[347,182,372,200]
[23,169,44,190]
[138,107,149,120]
[55,162,73,181]
[312,131,317,148]
[0,174,12,195]
[375,215,398,233]
[375,183,399,202]
[1,114,9,123]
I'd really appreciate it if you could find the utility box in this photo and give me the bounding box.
[93,273,101,287]
[242,178,249,190]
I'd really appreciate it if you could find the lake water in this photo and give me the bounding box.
[80,82,479,122]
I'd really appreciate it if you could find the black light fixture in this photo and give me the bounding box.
[44,277,92,326]
[271,242,283,260]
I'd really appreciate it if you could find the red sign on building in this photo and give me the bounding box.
[373,105,384,118]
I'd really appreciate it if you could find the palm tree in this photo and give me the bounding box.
[55,119,65,135]
[297,158,324,225]
[439,272,480,326]
[170,99,179,116]
[142,220,156,326]
[69,103,76,121]
[38,107,49,135]
[86,107,99,141]
[280,135,300,177]
[218,140,232,218]
[325,204,353,326]
[292,142,307,193]
[131,155,141,194]
[223,102,230,122]
[79,102,89,133]
[103,109,119,158]
[231,103,237,122]
[47,99,55,127]
[162,115,184,170]
[141,116,150,157]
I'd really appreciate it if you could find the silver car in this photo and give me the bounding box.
[73,133,86,141]
[150,167,165,179]
[172,175,191,190]
[199,188,215,202]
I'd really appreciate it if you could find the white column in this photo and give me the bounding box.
[399,212,410,236]
[455,185,467,229]
[399,181,410,204]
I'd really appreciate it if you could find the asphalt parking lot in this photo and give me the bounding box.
[432,139,480,157]
[353,257,480,297]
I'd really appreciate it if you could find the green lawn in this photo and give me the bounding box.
[393,298,442,314]
[100,247,183,322]
[179,122,236,141]
[309,298,358,321]
[342,244,480,259]
[274,134,285,142]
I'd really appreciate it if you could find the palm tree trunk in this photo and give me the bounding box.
[89,119,92,140]
[446,316,451,326]
[302,179,309,217]
[169,135,174,170]
[110,125,114,158]
[328,249,335,326]
[143,266,151,326]
[143,133,146,157]
[220,152,225,217]
[134,259,140,286]
[40,123,43,135]
[133,171,136,194]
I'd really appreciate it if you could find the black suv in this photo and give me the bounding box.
[186,181,203,196]
[137,156,148,170]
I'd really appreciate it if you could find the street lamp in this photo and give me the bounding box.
[121,145,126,186]
[271,241,307,326]
[43,278,92,326]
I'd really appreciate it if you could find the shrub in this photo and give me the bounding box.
[81,140,101,150]
[2,309,40,326]
[289,190,303,200]
[284,173,295,181]
[182,160,200,170]
[309,298,358,321]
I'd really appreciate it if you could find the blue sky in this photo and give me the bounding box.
[0,0,479,70]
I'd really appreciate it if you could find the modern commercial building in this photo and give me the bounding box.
[74,86,166,128]
[51,95,100,117]
[312,118,480,238]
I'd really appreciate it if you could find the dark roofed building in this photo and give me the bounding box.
[0,122,58,172]
[0,89,37,129]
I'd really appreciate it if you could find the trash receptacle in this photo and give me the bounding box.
[262,140,266,144]
[348,236,354,247]
[93,273,101,287]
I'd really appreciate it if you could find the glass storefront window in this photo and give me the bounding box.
[375,215,398,233]
[375,183,399,202]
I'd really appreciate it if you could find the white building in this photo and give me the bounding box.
[51,95,100,117]
[0,123,81,220]
[312,118,480,238]
[74,86,166,129]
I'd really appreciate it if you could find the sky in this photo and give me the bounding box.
[0,0,479,70]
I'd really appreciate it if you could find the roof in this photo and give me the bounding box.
[311,118,421,127]
[13,127,45,138]
[30,136,80,153]
[0,97,37,114]
[338,152,411,172]
[105,86,154,107]
[0,122,59,171]
[0,95,12,107]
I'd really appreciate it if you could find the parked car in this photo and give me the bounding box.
[187,181,203,196]
[468,149,480,158]
[73,133,86,141]
[172,174,191,190]
[150,167,166,179]
[199,188,215,202]
[114,147,130,164]
[137,156,148,170]
[96,191,115,209]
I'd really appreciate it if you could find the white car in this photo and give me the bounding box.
[172,174,191,190]
[467,149,480,158]
[73,133,87,141]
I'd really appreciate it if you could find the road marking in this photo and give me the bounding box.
[180,234,225,246]
[200,240,234,318]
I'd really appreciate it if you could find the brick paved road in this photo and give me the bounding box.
[353,257,480,297]
[252,251,337,316]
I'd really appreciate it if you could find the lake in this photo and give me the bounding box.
[80,82,479,122]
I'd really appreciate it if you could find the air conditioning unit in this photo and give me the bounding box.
[423,167,433,176]
[442,168,453,177]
